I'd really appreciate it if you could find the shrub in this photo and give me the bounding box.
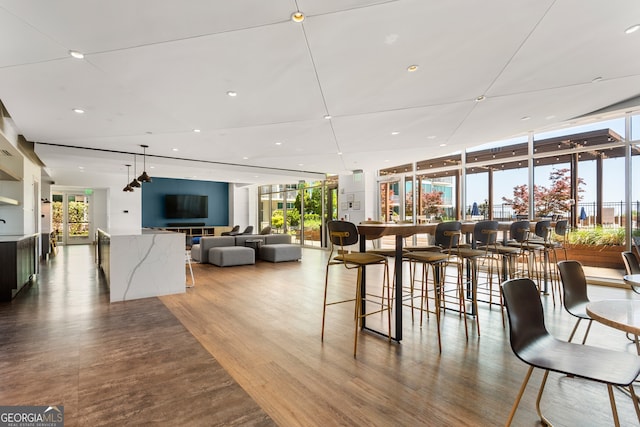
[567,227,626,246]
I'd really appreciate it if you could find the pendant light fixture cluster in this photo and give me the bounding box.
[122,145,152,192]
[122,164,134,192]
[138,144,152,183]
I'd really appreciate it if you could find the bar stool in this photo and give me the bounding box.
[322,220,391,357]
[185,249,195,288]
[451,221,503,334]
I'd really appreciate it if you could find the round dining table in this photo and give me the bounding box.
[623,274,640,292]
[586,299,640,354]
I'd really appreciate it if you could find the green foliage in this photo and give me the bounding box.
[567,227,626,246]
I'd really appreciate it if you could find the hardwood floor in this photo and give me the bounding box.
[163,248,640,426]
[0,245,274,426]
[2,244,639,426]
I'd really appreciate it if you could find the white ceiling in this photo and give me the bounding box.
[0,0,639,185]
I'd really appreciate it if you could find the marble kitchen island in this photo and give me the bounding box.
[99,229,185,302]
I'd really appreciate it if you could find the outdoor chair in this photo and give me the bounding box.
[622,251,640,294]
[502,278,640,427]
[221,225,240,236]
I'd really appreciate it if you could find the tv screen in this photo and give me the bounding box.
[164,195,208,219]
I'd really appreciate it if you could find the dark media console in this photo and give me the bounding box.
[166,222,205,227]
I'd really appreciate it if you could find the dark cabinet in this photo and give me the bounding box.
[0,234,38,301]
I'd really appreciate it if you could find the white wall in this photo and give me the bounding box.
[231,183,251,230]
[338,171,375,224]
[52,171,142,236]
[0,153,41,235]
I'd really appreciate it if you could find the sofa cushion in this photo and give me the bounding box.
[260,244,302,263]
[195,236,236,263]
[264,234,292,245]
[209,246,255,267]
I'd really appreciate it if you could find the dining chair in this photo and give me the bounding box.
[502,278,640,427]
[622,251,640,275]
[322,220,391,357]
[557,260,593,344]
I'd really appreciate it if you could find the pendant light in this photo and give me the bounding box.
[137,144,152,183]
[122,164,134,192]
[130,155,141,188]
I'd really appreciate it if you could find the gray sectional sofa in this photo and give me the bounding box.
[191,234,301,267]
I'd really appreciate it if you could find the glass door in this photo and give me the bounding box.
[52,191,92,245]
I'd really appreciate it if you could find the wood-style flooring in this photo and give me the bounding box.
[2,245,639,426]
[164,248,640,427]
[0,245,274,426]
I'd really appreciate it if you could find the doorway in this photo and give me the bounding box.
[52,191,92,245]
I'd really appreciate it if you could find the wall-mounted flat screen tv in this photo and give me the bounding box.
[164,194,208,218]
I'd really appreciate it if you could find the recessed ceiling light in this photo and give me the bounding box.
[72,108,85,114]
[324,114,332,119]
[226,91,237,97]
[337,151,342,155]
[150,166,155,169]
[78,166,84,169]
[439,143,447,147]
[69,50,84,59]
[625,24,640,34]
[391,131,400,135]
[384,159,389,162]
[275,142,282,146]
[546,115,556,120]
[193,129,201,133]
[407,65,419,72]
[475,95,486,102]
[243,156,249,160]
[291,11,305,23]
[591,76,603,83]
[427,135,436,139]
[172,148,179,152]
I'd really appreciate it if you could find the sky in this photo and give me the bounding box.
[465,118,640,216]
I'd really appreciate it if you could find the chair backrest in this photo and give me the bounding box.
[474,220,498,246]
[557,260,590,315]
[622,251,640,275]
[434,221,461,248]
[242,226,254,234]
[259,226,272,235]
[509,220,530,243]
[502,278,549,355]
[327,220,359,247]
[231,225,240,232]
[534,220,551,240]
[554,220,568,237]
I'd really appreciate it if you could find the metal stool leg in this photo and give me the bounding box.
[186,250,195,288]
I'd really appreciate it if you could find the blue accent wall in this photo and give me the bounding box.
[141,177,229,227]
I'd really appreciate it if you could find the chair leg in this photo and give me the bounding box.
[535,370,551,426]
[607,384,621,427]
[568,318,582,343]
[353,268,363,357]
[581,319,593,345]
[431,263,442,353]
[321,263,331,341]
[506,366,534,427]
[629,384,640,425]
